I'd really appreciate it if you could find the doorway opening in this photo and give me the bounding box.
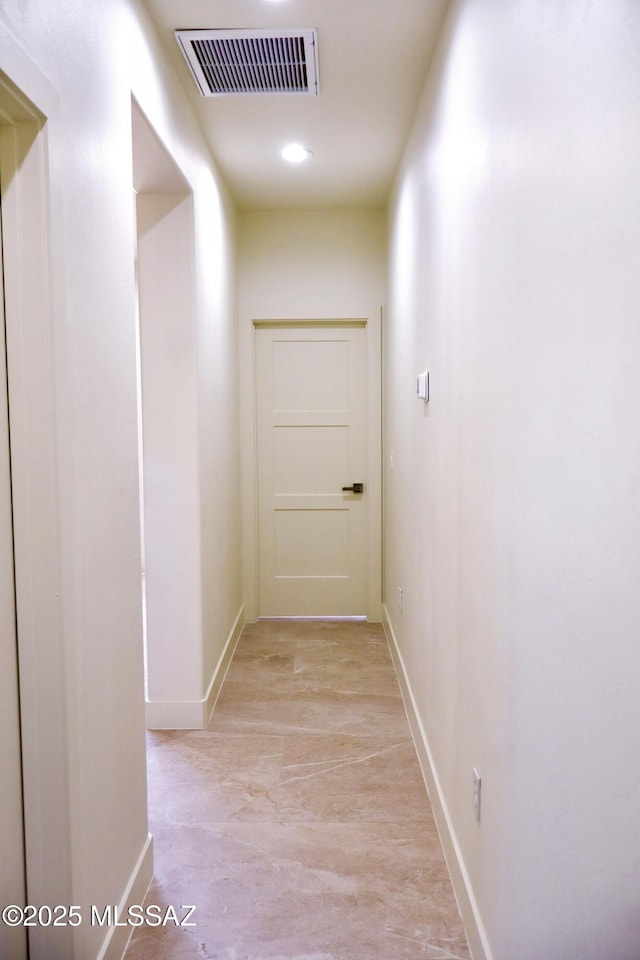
[131,100,197,728]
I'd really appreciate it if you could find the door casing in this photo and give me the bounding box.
[0,164,28,960]
[0,46,73,959]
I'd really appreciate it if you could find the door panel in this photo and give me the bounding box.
[273,425,349,492]
[0,203,28,959]
[256,323,367,617]
[275,508,349,576]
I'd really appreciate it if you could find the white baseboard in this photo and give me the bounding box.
[97,832,153,960]
[382,605,492,960]
[145,605,245,730]
[145,696,205,730]
[202,604,245,726]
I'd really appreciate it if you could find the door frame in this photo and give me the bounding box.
[0,130,27,960]
[244,317,382,622]
[0,35,74,960]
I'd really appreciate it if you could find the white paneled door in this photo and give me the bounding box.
[0,208,27,959]
[256,322,368,617]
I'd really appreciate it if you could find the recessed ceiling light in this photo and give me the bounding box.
[281,143,312,164]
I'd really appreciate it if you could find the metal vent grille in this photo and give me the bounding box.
[175,28,319,96]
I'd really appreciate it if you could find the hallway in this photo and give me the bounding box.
[125,620,470,959]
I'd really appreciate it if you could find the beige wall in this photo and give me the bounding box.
[0,1,240,957]
[238,209,386,621]
[385,1,640,958]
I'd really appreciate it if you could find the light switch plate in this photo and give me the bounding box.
[473,768,481,820]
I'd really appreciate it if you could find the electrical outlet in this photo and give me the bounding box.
[473,768,481,821]
[398,586,403,613]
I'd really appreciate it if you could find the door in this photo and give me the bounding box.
[0,201,28,959]
[256,322,368,617]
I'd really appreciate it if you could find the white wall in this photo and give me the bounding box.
[0,1,240,957]
[238,209,386,621]
[385,1,640,958]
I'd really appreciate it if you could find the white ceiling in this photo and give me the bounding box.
[142,0,450,209]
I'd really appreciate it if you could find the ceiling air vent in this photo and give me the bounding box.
[175,28,319,97]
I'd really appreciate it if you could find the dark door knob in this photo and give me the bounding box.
[342,483,364,494]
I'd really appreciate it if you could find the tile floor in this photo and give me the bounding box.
[125,620,471,960]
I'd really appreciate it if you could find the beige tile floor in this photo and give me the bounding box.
[125,620,471,960]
